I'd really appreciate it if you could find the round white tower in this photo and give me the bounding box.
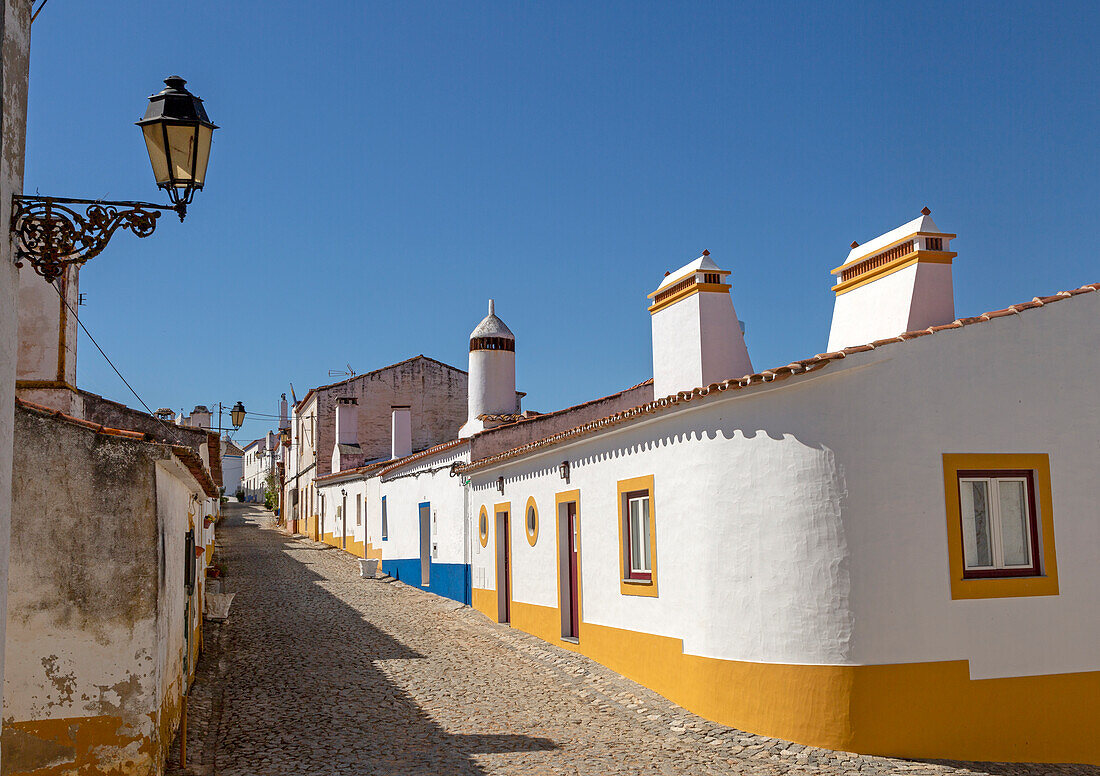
[459,299,516,438]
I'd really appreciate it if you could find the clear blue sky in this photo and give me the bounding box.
[25,1,1100,440]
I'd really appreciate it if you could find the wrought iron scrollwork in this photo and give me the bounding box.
[11,195,183,281]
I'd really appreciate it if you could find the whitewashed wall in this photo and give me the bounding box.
[379,445,470,567]
[470,290,1100,680]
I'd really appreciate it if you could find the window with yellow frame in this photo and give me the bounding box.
[942,453,1058,600]
[617,475,657,597]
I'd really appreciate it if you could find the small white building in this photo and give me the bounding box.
[221,436,244,496]
[241,432,277,502]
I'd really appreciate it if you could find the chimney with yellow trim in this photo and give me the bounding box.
[649,250,752,398]
[826,208,957,352]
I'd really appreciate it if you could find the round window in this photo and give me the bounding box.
[478,506,488,547]
[524,498,538,546]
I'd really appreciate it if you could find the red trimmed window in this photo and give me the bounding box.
[624,491,652,581]
[957,470,1041,578]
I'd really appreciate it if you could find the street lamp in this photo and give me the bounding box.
[230,401,246,429]
[136,76,217,216]
[11,76,217,282]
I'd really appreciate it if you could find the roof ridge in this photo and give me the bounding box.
[295,354,468,410]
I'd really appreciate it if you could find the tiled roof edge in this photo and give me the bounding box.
[16,398,150,440]
[377,438,469,479]
[457,282,1100,474]
[16,398,219,497]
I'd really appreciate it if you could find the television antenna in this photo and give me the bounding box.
[328,363,356,379]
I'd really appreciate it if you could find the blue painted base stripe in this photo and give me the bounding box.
[385,559,469,605]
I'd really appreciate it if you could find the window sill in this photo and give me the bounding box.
[951,574,1058,600]
[619,577,658,597]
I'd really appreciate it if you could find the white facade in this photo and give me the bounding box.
[459,285,1100,763]
[283,217,1100,764]
[221,438,243,496]
[241,432,277,502]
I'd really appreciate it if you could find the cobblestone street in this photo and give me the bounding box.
[167,505,1096,776]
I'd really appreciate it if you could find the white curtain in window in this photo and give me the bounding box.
[999,480,1029,566]
[629,497,651,572]
[960,480,992,568]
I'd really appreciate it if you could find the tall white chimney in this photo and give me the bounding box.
[649,250,752,398]
[279,393,289,430]
[334,397,358,444]
[15,263,82,416]
[459,299,517,438]
[827,208,956,352]
[331,397,360,474]
[391,406,412,459]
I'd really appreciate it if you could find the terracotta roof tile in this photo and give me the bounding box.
[458,282,1099,474]
[16,398,219,497]
[16,398,149,440]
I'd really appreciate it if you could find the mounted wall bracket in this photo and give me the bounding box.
[11,194,184,282]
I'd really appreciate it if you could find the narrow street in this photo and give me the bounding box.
[167,504,1091,776]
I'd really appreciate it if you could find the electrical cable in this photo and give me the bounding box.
[30,0,48,24]
[51,279,183,442]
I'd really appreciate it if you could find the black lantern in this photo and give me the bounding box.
[230,401,246,429]
[136,76,217,217]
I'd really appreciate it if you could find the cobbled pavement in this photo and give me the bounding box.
[166,504,1097,776]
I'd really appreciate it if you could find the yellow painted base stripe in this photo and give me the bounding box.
[482,600,1100,765]
[1,715,154,775]
[471,587,496,620]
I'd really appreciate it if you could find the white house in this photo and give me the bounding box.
[241,432,277,502]
[311,210,1100,766]
[221,436,244,496]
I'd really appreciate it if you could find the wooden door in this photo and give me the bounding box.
[496,510,511,623]
[567,503,579,638]
[419,503,431,587]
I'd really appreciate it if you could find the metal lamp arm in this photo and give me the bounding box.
[11,194,187,282]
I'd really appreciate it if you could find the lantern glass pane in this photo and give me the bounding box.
[141,124,170,184]
[193,124,213,187]
[165,124,199,186]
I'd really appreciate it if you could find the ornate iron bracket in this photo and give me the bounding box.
[11,195,185,282]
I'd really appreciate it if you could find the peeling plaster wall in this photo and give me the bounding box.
[153,461,198,769]
[3,407,200,775]
[0,3,31,762]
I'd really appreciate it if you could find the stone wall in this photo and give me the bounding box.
[313,356,469,475]
[3,404,201,775]
[0,0,31,758]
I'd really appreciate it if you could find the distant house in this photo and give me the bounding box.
[222,436,244,496]
[282,355,495,541]
[241,432,277,502]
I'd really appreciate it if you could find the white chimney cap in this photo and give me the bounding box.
[841,209,946,267]
[654,250,728,293]
[470,299,515,340]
